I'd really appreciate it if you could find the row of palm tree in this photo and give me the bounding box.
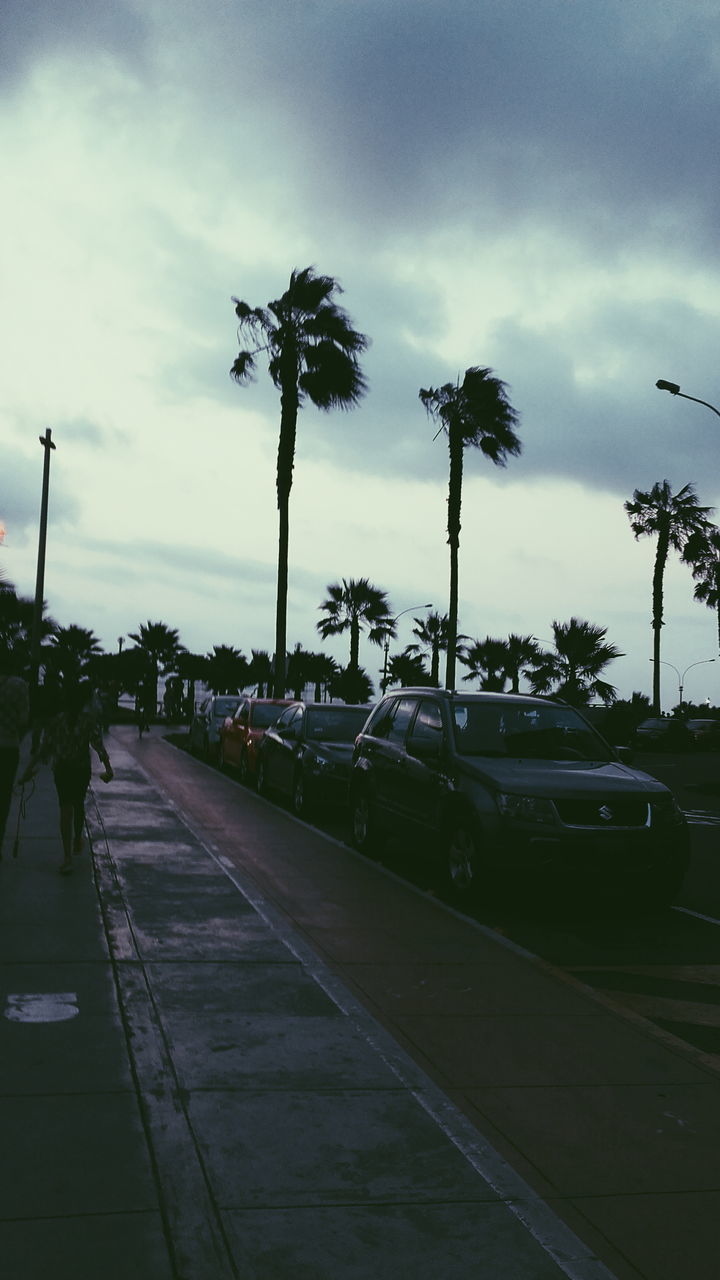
[231,267,525,696]
[229,265,719,709]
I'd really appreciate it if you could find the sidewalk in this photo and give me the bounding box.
[0,733,718,1279]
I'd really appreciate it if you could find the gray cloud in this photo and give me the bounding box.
[1,0,148,90]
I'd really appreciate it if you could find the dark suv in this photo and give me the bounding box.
[349,689,690,904]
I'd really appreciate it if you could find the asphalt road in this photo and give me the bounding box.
[166,732,720,1063]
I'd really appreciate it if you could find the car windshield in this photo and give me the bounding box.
[452,701,614,762]
[306,707,369,743]
[213,698,239,717]
[250,703,288,728]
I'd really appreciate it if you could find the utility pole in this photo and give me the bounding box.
[30,428,56,689]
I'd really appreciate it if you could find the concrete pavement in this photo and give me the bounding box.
[1,727,719,1278]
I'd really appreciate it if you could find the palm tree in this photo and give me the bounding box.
[529,618,624,706]
[683,526,720,653]
[420,367,521,690]
[503,633,543,694]
[386,649,431,688]
[204,645,249,695]
[457,637,509,691]
[128,621,185,712]
[46,624,103,682]
[317,577,395,675]
[407,610,450,686]
[248,649,274,697]
[231,267,369,696]
[625,481,714,713]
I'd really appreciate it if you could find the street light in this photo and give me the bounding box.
[649,657,716,708]
[656,380,720,419]
[381,603,433,694]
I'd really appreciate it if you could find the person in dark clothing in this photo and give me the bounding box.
[21,681,113,874]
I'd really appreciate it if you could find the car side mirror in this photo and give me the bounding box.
[615,745,633,764]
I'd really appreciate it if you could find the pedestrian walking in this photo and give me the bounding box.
[0,648,30,856]
[20,680,113,874]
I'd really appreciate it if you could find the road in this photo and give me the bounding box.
[154,731,720,1064]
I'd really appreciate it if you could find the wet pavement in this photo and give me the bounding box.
[2,727,720,1278]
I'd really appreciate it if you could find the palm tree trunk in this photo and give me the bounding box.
[651,526,669,714]
[445,430,463,690]
[430,642,440,686]
[350,617,360,673]
[273,366,298,698]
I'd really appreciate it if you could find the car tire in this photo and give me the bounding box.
[351,787,377,853]
[446,818,480,898]
[256,757,269,798]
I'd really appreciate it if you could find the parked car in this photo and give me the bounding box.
[219,698,294,783]
[349,688,690,905]
[630,717,693,752]
[189,695,241,760]
[686,718,720,750]
[256,701,371,817]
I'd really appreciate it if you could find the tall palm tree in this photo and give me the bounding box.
[128,621,185,712]
[625,481,713,713]
[457,637,509,691]
[420,367,521,690]
[317,577,395,674]
[231,267,369,696]
[529,618,624,706]
[683,526,720,653]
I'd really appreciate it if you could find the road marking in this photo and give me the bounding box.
[4,993,79,1023]
[683,809,720,827]
[673,905,720,926]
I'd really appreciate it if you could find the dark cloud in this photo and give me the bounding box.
[0,0,148,89]
[0,441,80,538]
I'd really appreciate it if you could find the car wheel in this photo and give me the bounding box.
[292,769,307,817]
[446,819,479,897]
[256,757,269,798]
[351,788,376,853]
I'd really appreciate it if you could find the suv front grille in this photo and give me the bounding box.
[554,797,650,828]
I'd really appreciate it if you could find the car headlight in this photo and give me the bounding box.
[650,794,684,825]
[496,793,557,825]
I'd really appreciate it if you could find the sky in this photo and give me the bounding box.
[2,0,720,707]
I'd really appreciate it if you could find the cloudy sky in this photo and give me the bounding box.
[2,0,720,705]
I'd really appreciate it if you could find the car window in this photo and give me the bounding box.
[452,700,613,762]
[273,706,298,731]
[407,700,445,757]
[251,702,290,728]
[306,706,370,742]
[214,697,239,718]
[364,698,399,740]
[387,697,420,745]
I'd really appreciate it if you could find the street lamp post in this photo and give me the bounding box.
[30,428,56,690]
[649,657,716,709]
[381,603,433,694]
[656,380,720,419]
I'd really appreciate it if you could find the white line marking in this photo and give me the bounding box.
[672,905,720,927]
[5,993,79,1023]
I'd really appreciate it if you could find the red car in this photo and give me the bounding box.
[219,698,293,784]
